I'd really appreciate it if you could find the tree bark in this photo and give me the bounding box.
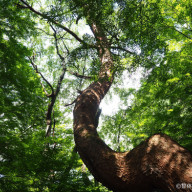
[73,23,192,192]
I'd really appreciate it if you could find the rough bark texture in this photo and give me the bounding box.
[73,23,192,192]
[73,81,192,192]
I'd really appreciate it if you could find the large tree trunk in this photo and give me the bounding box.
[73,23,192,192]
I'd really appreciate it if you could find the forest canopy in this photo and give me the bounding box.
[1,0,192,191]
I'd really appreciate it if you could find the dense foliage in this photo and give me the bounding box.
[1,0,192,191]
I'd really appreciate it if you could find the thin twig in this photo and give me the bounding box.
[174,27,192,40]
[64,98,77,107]
[110,46,135,55]
[50,24,65,62]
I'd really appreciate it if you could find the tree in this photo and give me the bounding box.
[70,1,192,191]
[1,0,192,191]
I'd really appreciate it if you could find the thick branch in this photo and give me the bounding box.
[55,68,66,98]
[46,67,66,137]
[29,53,66,137]
[90,22,115,80]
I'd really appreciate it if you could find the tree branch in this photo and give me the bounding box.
[50,25,90,81]
[67,70,91,79]
[163,24,192,40]
[50,24,65,62]
[110,46,135,55]
[29,57,54,96]
[45,66,66,137]
[174,27,192,40]
[64,98,77,107]
[18,0,97,48]
[55,67,66,98]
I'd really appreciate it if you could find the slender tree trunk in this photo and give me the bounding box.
[73,23,192,192]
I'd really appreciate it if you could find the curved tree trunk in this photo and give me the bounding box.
[73,23,192,192]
